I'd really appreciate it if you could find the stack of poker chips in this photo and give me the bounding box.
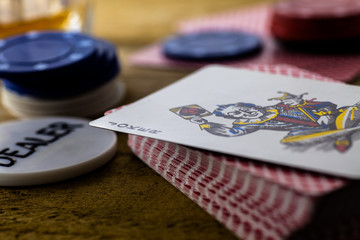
[0,31,125,118]
[270,0,360,51]
[162,31,262,61]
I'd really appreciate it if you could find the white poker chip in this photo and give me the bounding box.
[0,117,117,186]
[1,79,126,118]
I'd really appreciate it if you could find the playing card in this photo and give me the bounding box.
[90,65,360,178]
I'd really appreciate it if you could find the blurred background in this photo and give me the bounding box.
[92,0,270,45]
[0,0,271,43]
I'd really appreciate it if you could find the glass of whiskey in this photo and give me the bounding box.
[0,0,93,38]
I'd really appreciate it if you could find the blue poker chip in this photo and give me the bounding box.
[0,31,121,99]
[0,31,98,79]
[81,39,119,81]
[2,62,119,99]
[162,31,262,61]
[1,41,120,99]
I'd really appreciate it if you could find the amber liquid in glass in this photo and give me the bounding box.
[0,10,74,38]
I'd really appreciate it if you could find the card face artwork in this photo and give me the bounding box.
[90,65,360,178]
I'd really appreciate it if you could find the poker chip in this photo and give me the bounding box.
[0,31,125,118]
[162,31,262,61]
[270,0,360,50]
[1,60,120,99]
[0,32,97,76]
[1,79,126,118]
[0,117,117,186]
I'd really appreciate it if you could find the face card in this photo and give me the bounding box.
[90,65,360,178]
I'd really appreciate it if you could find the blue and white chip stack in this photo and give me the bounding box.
[162,31,262,61]
[0,31,125,118]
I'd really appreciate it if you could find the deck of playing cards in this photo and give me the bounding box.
[90,66,360,240]
[127,135,359,240]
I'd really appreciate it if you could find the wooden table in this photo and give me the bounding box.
[1,1,360,239]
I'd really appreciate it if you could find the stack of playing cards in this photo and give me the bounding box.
[127,135,359,240]
[0,31,125,118]
[91,66,360,240]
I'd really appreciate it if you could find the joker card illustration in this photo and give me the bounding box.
[170,92,360,153]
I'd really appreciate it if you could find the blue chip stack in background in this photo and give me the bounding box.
[0,31,125,118]
[162,31,262,61]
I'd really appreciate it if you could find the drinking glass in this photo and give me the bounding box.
[0,0,93,38]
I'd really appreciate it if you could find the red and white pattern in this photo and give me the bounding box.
[130,4,360,82]
[128,135,351,240]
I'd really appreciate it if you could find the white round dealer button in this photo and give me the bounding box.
[0,117,117,186]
